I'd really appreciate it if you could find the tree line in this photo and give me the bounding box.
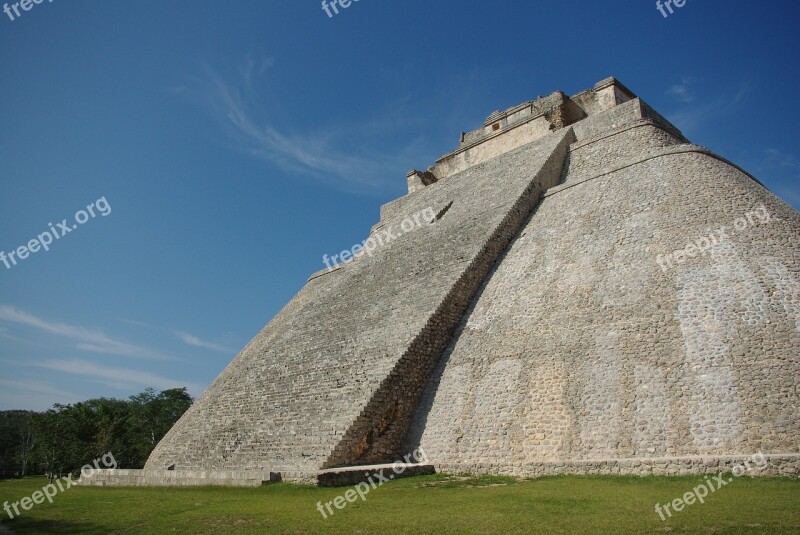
[0,387,192,479]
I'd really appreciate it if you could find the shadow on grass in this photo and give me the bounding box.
[2,518,100,534]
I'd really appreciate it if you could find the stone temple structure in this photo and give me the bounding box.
[88,77,800,487]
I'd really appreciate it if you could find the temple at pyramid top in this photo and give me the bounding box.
[407,77,681,193]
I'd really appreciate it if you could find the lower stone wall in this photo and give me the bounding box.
[316,463,436,487]
[78,465,436,488]
[78,469,278,487]
[82,455,799,488]
[435,454,800,478]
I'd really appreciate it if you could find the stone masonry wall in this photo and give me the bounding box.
[561,120,684,184]
[406,121,800,477]
[434,116,555,180]
[325,128,574,467]
[571,98,645,140]
[147,127,574,475]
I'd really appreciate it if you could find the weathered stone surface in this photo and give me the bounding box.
[134,77,799,486]
[79,464,436,488]
[77,469,278,487]
[433,455,800,478]
[146,115,574,478]
[407,97,800,475]
[316,463,436,487]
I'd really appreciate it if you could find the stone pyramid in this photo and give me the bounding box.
[93,77,800,486]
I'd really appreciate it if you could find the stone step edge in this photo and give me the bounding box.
[434,453,800,477]
[76,463,437,488]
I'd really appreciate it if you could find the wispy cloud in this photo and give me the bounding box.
[240,55,274,86]
[760,148,800,171]
[180,55,421,194]
[201,62,387,189]
[0,325,27,345]
[0,379,81,411]
[753,148,800,208]
[33,359,203,395]
[174,330,235,354]
[118,318,154,328]
[668,83,750,132]
[119,317,238,354]
[0,305,174,361]
[667,77,696,103]
[0,379,78,400]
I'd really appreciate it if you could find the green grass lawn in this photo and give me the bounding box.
[0,474,798,534]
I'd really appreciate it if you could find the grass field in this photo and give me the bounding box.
[0,474,798,534]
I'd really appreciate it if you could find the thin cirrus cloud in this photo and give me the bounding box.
[183,57,416,194]
[760,148,800,171]
[667,82,750,132]
[663,80,798,208]
[0,379,82,411]
[755,148,800,208]
[174,330,236,354]
[0,305,174,361]
[33,359,203,395]
[0,379,78,401]
[667,77,696,104]
[117,318,237,354]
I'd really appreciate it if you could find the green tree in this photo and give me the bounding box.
[33,407,75,481]
[16,412,37,476]
[1,387,193,478]
[128,388,192,467]
[0,411,32,477]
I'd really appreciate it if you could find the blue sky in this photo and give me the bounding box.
[1,0,798,410]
